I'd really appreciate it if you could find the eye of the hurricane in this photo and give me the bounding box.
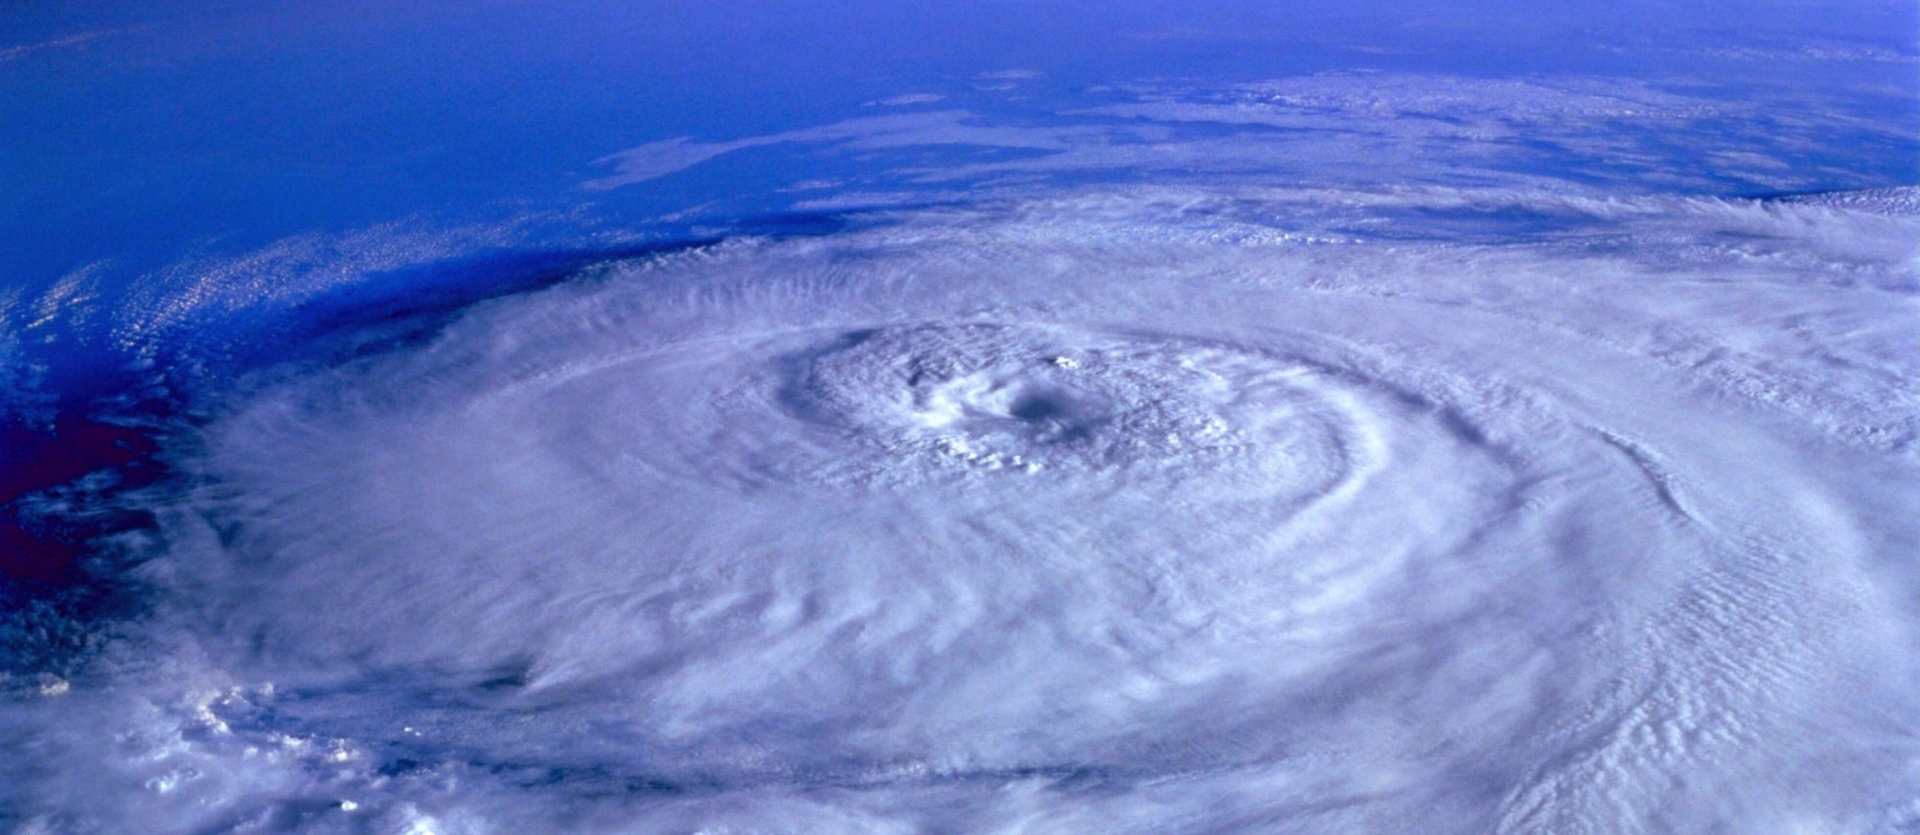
[1005,389,1070,423]
[910,372,1103,436]
[640,322,1376,499]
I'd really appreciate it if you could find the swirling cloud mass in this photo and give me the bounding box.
[7,184,1916,833]
[3,4,1919,831]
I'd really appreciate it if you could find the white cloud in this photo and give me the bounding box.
[18,186,1909,833]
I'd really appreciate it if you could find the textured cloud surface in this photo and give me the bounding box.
[6,186,1915,833]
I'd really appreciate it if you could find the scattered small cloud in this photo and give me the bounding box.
[585,111,1099,190]
[866,93,947,107]
[782,179,843,192]
[1,25,151,62]
[974,69,1043,91]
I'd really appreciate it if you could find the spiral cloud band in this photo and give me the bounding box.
[6,186,1909,833]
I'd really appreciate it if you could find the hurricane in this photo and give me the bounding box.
[4,3,1918,834]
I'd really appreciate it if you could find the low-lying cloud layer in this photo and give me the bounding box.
[585,72,1919,198]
